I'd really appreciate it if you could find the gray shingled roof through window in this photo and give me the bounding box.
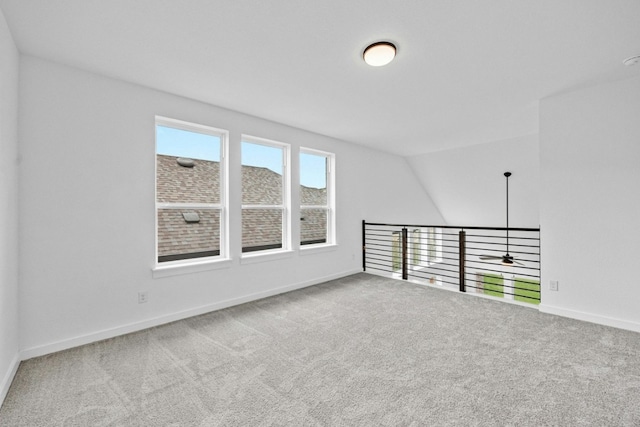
[156,154,327,260]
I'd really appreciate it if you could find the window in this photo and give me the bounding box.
[426,227,442,264]
[155,117,227,263]
[411,229,421,266]
[241,137,290,253]
[300,149,335,246]
[407,227,441,268]
[392,231,402,271]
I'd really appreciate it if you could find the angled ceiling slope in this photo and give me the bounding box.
[1,0,639,156]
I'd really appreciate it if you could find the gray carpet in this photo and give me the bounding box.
[2,273,640,426]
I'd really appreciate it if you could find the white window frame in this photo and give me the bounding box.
[154,116,229,271]
[407,227,443,271]
[410,228,421,268]
[427,227,443,265]
[299,148,336,248]
[241,135,291,256]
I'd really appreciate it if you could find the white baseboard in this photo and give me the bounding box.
[20,269,361,360]
[539,304,640,333]
[0,353,21,407]
[369,271,640,332]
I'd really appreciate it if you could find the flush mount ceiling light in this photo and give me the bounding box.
[363,41,396,67]
[623,55,640,66]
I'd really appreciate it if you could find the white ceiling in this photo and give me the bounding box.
[1,0,639,156]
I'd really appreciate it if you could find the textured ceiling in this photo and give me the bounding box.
[1,0,639,156]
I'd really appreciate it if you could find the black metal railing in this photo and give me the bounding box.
[363,221,541,304]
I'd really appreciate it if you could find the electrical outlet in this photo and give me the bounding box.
[138,291,148,304]
[549,280,559,291]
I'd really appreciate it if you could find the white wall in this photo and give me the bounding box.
[0,7,20,403]
[406,134,540,228]
[539,75,640,331]
[18,56,444,357]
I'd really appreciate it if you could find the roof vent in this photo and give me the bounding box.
[182,212,200,223]
[177,157,195,168]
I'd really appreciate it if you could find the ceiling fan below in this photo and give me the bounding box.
[479,171,525,266]
[479,253,524,266]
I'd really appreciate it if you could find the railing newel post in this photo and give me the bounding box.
[459,229,466,292]
[402,227,408,280]
[362,220,366,272]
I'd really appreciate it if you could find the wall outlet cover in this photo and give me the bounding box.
[138,291,149,303]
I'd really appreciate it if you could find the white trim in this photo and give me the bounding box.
[539,304,640,333]
[241,136,291,253]
[20,269,361,360]
[156,116,229,137]
[155,117,229,264]
[0,352,20,406]
[366,271,640,332]
[300,148,335,245]
[152,257,232,279]
[241,134,290,149]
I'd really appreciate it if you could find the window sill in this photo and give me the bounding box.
[299,243,338,256]
[152,257,233,279]
[241,249,295,265]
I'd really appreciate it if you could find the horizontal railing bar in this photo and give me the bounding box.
[466,248,541,256]
[467,241,540,248]
[409,269,459,278]
[445,243,538,251]
[416,267,460,273]
[464,279,541,291]
[364,222,540,232]
[465,261,541,272]
[464,234,540,241]
[493,284,540,293]
[465,266,541,275]
[365,239,393,246]
[365,260,399,270]
[465,241,541,249]
[466,265,541,274]
[409,271,459,281]
[465,269,541,279]
[364,234,401,240]
[363,219,541,304]
[366,256,398,264]
[466,254,541,262]
[366,265,397,274]
[463,285,540,301]
[365,253,394,261]
[467,252,540,258]
[466,284,540,301]
[410,265,459,275]
[364,242,399,248]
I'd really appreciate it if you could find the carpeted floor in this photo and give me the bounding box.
[2,273,640,426]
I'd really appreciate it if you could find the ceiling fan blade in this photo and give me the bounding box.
[513,259,525,266]
[479,255,502,260]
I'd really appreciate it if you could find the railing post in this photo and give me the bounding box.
[402,227,408,280]
[362,220,366,272]
[459,229,466,292]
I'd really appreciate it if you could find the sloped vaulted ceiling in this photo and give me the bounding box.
[1,0,639,156]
